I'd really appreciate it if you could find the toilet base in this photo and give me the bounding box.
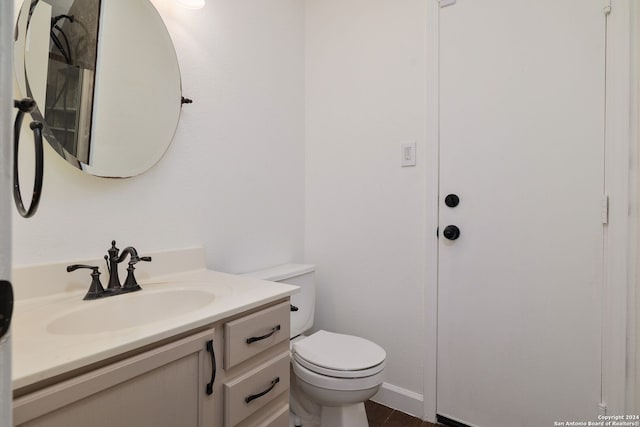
[320,403,369,427]
[289,412,302,427]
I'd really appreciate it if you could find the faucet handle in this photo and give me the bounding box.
[122,255,151,293]
[66,264,98,272]
[66,265,105,300]
[127,255,152,265]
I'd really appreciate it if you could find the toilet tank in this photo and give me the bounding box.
[242,264,315,338]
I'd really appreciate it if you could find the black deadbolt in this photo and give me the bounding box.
[445,194,460,208]
[443,225,461,241]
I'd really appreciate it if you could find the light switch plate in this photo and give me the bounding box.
[401,142,416,167]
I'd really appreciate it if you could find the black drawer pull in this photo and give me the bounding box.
[206,340,216,395]
[245,377,280,404]
[246,325,281,344]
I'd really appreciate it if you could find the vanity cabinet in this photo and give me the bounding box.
[12,299,291,427]
[13,328,217,427]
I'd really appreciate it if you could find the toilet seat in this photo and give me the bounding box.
[292,358,385,392]
[293,353,384,379]
[292,330,386,379]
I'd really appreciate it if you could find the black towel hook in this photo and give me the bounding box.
[13,98,44,218]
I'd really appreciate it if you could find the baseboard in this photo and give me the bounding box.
[371,382,424,419]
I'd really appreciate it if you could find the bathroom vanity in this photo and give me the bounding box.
[10,248,297,427]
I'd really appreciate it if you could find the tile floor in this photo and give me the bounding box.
[365,401,441,427]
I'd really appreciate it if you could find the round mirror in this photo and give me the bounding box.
[15,0,182,178]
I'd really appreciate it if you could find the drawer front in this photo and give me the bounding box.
[236,401,288,427]
[224,351,290,427]
[255,404,289,427]
[256,404,289,427]
[225,301,290,369]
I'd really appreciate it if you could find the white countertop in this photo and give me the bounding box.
[11,248,298,390]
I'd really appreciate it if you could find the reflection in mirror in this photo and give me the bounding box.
[41,0,98,164]
[16,0,182,178]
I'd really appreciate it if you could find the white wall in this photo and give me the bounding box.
[304,0,432,417]
[12,0,306,274]
[13,0,436,418]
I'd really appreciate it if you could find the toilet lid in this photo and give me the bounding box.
[293,353,384,379]
[292,330,386,372]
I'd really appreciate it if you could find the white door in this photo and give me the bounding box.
[437,1,606,426]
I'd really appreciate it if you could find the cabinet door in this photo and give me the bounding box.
[14,328,219,427]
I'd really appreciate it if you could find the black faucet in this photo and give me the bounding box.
[67,241,152,300]
[103,241,152,294]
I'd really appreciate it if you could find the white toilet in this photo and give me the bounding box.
[243,264,386,427]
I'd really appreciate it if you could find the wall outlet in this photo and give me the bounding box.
[401,142,417,167]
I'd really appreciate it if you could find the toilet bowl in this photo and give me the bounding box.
[243,264,386,427]
[291,330,385,427]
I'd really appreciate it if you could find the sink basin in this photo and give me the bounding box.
[47,289,216,335]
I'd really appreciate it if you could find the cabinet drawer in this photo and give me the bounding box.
[257,404,289,427]
[224,301,290,368]
[224,351,290,427]
[236,400,288,427]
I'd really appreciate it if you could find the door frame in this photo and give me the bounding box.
[423,0,633,421]
[0,0,14,426]
[423,0,440,422]
[602,0,633,416]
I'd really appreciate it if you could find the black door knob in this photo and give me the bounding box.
[0,281,13,340]
[445,194,460,208]
[443,225,460,240]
